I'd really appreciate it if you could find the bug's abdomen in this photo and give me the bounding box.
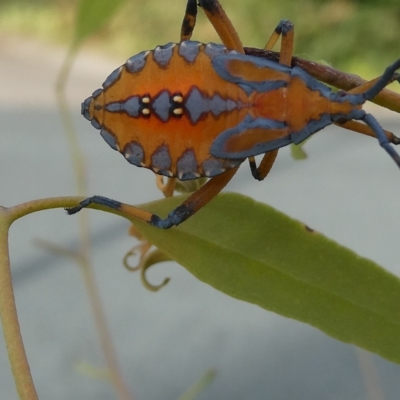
[82,42,250,180]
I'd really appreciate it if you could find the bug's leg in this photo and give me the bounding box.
[156,176,177,198]
[332,59,400,151]
[67,167,239,229]
[343,69,399,97]
[332,63,400,144]
[346,77,382,94]
[248,151,279,181]
[358,59,400,101]
[264,20,294,66]
[247,20,294,180]
[182,0,245,51]
[333,120,400,145]
[349,111,400,168]
[198,0,244,53]
[180,0,198,41]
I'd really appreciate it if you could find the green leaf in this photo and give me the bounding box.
[132,192,400,364]
[72,0,126,48]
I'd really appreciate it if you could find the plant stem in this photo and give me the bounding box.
[0,197,87,399]
[1,196,136,399]
[10,196,134,399]
[8,197,86,223]
[0,207,38,400]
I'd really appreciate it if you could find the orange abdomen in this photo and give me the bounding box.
[84,42,250,179]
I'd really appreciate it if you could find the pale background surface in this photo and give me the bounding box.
[1,35,400,399]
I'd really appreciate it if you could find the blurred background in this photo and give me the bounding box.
[1,0,400,74]
[1,0,400,399]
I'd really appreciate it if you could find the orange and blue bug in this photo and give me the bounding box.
[68,0,400,228]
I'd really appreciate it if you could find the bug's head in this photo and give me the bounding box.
[81,96,92,121]
[81,89,103,129]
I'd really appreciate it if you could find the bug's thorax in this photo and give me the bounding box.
[330,97,362,116]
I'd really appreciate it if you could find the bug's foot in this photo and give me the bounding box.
[66,205,83,215]
[66,196,122,215]
[275,20,294,36]
[391,134,400,145]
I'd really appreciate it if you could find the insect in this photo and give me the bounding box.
[68,0,400,228]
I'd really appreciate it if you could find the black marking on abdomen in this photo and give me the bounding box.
[171,92,184,117]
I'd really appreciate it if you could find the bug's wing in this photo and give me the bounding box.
[212,53,291,94]
[211,53,292,159]
[210,115,290,159]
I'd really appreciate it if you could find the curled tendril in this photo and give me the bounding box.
[124,174,208,291]
[123,248,141,272]
[124,224,172,291]
[140,249,172,292]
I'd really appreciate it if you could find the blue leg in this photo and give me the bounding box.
[67,168,239,229]
[334,59,400,106]
[362,59,400,101]
[359,112,400,168]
